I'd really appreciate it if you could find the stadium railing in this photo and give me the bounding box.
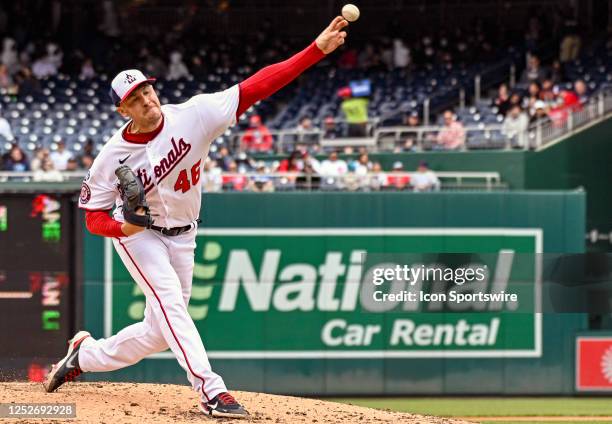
[227,89,612,152]
[532,89,612,149]
[0,171,504,192]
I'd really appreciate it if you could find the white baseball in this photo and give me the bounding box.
[342,4,360,22]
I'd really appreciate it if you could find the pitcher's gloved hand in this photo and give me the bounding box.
[115,165,153,229]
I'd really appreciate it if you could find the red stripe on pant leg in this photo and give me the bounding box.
[116,238,210,401]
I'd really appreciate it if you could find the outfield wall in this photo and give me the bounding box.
[83,191,587,395]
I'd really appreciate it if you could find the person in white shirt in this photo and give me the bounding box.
[202,158,223,192]
[167,51,191,80]
[0,109,13,141]
[411,161,440,192]
[392,38,410,68]
[49,140,73,171]
[502,104,529,147]
[33,158,63,182]
[320,150,348,176]
[352,153,371,176]
[369,161,388,190]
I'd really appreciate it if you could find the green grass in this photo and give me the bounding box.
[329,397,612,417]
[480,422,612,424]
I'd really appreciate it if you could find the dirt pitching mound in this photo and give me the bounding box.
[0,382,472,424]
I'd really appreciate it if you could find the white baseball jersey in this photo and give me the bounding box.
[79,85,239,228]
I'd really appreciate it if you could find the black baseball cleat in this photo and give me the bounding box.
[43,331,91,393]
[199,392,249,418]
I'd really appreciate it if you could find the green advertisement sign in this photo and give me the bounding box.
[105,228,542,359]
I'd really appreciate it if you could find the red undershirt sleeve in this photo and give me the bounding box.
[236,41,326,118]
[85,210,126,238]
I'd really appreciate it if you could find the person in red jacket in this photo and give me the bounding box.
[240,114,274,152]
[387,161,411,190]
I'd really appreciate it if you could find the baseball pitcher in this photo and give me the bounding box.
[43,17,349,418]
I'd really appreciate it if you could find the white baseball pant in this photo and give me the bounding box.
[78,228,227,401]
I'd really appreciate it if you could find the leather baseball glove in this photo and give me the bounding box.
[115,165,153,228]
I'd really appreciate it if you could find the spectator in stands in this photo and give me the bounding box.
[295,116,319,146]
[190,55,206,80]
[560,89,581,112]
[77,139,95,169]
[33,157,63,182]
[393,38,410,68]
[502,104,529,148]
[508,92,523,110]
[548,90,581,127]
[0,63,12,91]
[13,66,39,97]
[140,47,167,77]
[2,144,29,171]
[30,147,49,171]
[0,108,14,141]
[296,160,321,191]
[241,115,274,153]
[80,58,96,79]
[167,51,191,80]
[358,44,380,70]
[278,150,302,173]
[248,162,275,192]
[352,153,371,176]
[524,82,541,111]
[436,110,465,150]
[50,140,73,171]
[320,151,348,176]
[387,161,410,191]
[369,162,388,191]
[521,54,546,84]
[1,38,18,75]
[297,116,314,133]
[559,5,581,63]
[302,151,321,174]
[574,79,589,104]
[322,116,340,139]
[202,158,222,192]
[215,146,233,171]
[235,152,256,172]
[65,157,79,172]
[492,83,511,116]
[351,153,372,190]
[80,154,94,170]
[411,161,440,192]
[530,100,549,125]
[32,43,62,79]
[539,79,557,104]
[400,111,420,151]
[380,40,393,70]
[339,87,369,138]
[549,60,566,84]
[222,160,248,191]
